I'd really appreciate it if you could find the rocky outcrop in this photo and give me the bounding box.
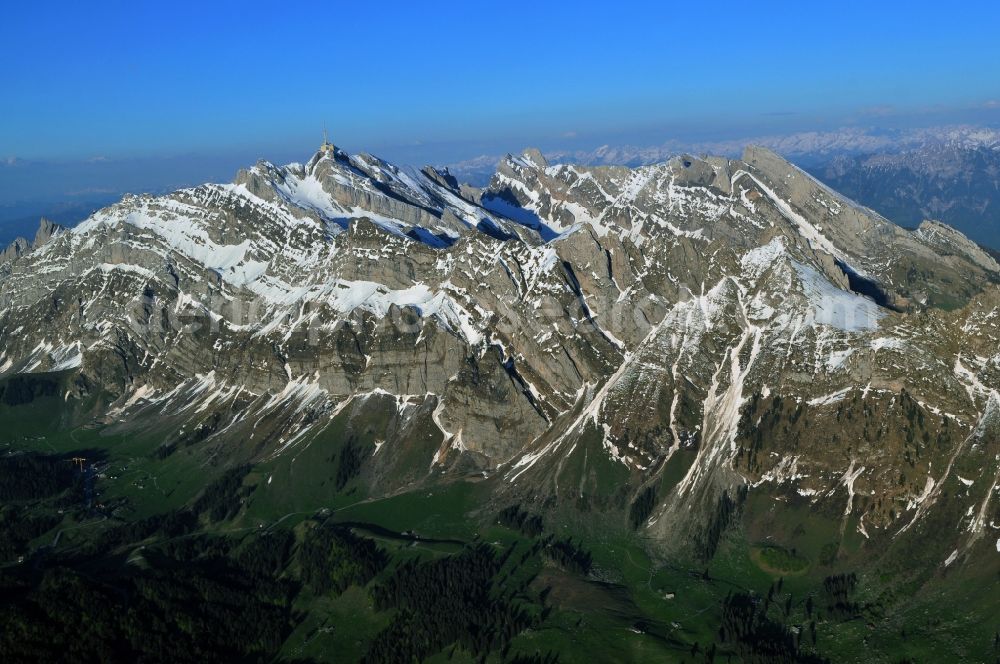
[0,218,64,265]
[0,237,29,265]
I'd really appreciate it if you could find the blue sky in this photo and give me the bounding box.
[0,0,998,239]
[2,0,999,164]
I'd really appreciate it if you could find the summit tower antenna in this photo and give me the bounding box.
[321,124,334,153]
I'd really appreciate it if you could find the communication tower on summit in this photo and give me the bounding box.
[321,125,335,154]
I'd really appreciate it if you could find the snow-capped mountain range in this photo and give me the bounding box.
[449,125,1000,249]
[3,140,1000,565]
[450,126,1000,178]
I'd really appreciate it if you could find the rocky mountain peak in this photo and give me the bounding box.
[3,143,1000,567]
[520,147,548,169]
[32,217,62,247]
[0,217,65,265]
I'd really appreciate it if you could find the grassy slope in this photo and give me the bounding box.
[2,380,999,663]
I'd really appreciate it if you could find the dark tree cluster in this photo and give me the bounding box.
[0,375,59,406]
[699,486,748,561]
[366,543,535,662]
[736,394,813,476]
[0,529,298,664]
[191,464,253,522]
[717,591,829,663]
[299,522,387,595]
[335,436,368,490]
[498,503,544,537]
[72,509,198,560]
[507,652,561,663]
[628,486,657,530]
[237,529,295,577]
[0,451,81,502]
[543,537,592,575]
[822,573,860,619]
[0,507,61,560]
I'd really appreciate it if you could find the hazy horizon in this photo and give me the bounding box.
[3,117,1000,246]
[3,0,1000,241]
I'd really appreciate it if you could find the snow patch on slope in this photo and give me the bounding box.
[792,261,883,331]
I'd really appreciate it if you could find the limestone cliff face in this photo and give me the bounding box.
[3,145,1000,555]
[0,218,63,266]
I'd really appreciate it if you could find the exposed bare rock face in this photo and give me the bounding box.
[4,144,1000,562]
[0,217,64,265]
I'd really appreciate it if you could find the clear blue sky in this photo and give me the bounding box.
[2,0,999,164]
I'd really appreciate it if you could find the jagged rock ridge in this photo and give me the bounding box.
[3,143,1000,562]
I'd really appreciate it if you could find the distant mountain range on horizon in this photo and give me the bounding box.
[4,124,1000,252]
[447,124,1000,249]
[448,125,1000,174]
